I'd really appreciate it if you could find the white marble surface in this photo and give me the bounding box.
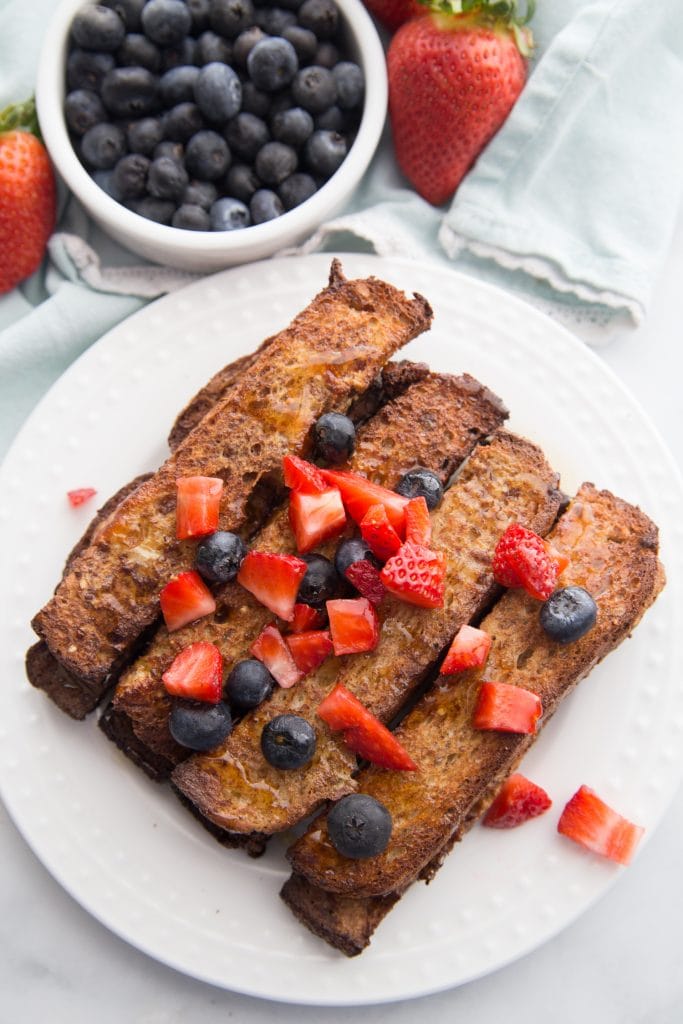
[2,184,683,1024]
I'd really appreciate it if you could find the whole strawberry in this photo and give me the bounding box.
[0,98,56,294]
[364,0,425,31]
[388,0,534,205]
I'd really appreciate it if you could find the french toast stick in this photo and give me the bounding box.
[30,261,432,717]
[172,432,562,842]
[283,484,665,953]
[101,372,508,780]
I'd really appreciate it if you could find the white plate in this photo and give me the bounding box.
[1,254,682,1006]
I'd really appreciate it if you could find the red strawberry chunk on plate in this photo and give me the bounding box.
[67,487,97,507]
[160,571,216,632]
[250,623,303,688]
[441,624,492,674]
[360,503,402,562]
[176,475,223,540]
[482,773,552,828]
[492,523,560,601]
[289,487,347,553]
[237,551,307,621]
[283,454,326,494]
[557,785,645,865]
[344,559,386,605]
[286,629,333,676]
[404,496,431,546]
[326,597,380,655]
[291,603,327,633]
[317,682,417,771]
[473,681,542,734]
[380,542,446,608]
[161,641,223,703]
[320,467,408,535]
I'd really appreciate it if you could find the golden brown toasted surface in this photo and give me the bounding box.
[102,371,509,780]
[287,483,665,901]
[31,261,432,707]
[172,431,562,837]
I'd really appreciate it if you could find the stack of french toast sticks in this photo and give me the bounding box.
[26,261,665,956]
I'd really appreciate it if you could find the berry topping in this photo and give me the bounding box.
[175,475,223,540]
[441,624,492,674]
[557,785,644,865]
[344,559,386,605]
[395,467,444,511]
[67,487,97,507]
[297,554,340,607]
[540,586,598,644]
[320,468,409,535]
[313,412,356,464]
[286,629,333,675]
[360,502,402,562]
[160,570,216,632]
[250,623,303,688]
[283,454,326,495]
[261,714,316,770]
[291,602,327,633]
[492,523,561,601]
[473,681,542,734]
[162,641,223,703]
[195,530,247,583]
[225,658,275,710]
[482,773,552,829]
[327,793,393,859]
[288,486,347,553]
[318,682,418,771]
[404,496,431,547]
[237,551,307,621]
[334,536,377,577]
[380,542,446,609]
[169,700,232,751]
[326,597,380,655]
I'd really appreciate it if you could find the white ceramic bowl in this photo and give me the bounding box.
[36,0,387,271]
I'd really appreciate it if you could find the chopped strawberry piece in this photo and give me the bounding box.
[175,475,223,540]
[360,503,402,561]
[291,603,327,633]
[492,523,559,601]
[67,487,97,507]
[558,785,645,865]
[344,559,386,605]
[250,623,304,688]
[160,571,216,632]
[482,773,552,828]
[404,496,431,546]
[289,487,347,553]
[286,629,333,675]
[161,641,223,703]
[473,681,542,734]
[237,551,307,622]
[320,467,409,536]
[441,624,492,674]
[282,454,327,494]
[317,683,418,771]
[380,542,446,608]
[326,597,380,655]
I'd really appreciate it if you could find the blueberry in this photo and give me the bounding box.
[172,203,212,229]
[250,186,284,223]
[313,41,339,69]
[334,537,377,577]
[226,659,275,711]
[261,714,316,770]
[241,81,270,118]
[291,65,337,114]
[271,106,313,147]
[169,700,233,751]
[255,140,297,185]
[154,139,185,162]
[196,31,233,66]
[247,37,299,93]
[210,0,255,38]
[111,152,150,198]
[282,26,317,64]
[332,62,364,110]
[313,411,355,464]
[278,171,316,210]
[160,65,201,106]
[65,89,106,136]
[254,6,297,34]
[67,49,116,92]
[232,26,266,68]
[185,129,231,179]
[183,179,218,209]
[298,0,339,40]
[540,586,598,644]
[162,37,198,70]
[224,112,269,161]
[327,794,392,859]
[315,105,345,132]
[117,32,162,71]
[70,5,126,52]
[148,155,189,199]
[395,468,443,510]
[101,66,160,118]
[195,62,242,123]
[81,121,126,169]
[126,116,165,155]
[210,196,251,230]
[195,530,246,581]
[141,0,192,46]
[130,196,176,223]
[223,162,260,202]
[304,129,347,178]
[101,0,145,30]
[163,102,204,142]
[297,554,340,607]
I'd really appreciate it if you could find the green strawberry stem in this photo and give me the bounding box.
[0,96,41,139]
[417,0,536,56]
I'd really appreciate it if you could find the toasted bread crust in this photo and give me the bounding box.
[31,262,432,711]
[101,371,509,780]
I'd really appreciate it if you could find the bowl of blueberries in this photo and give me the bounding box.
[36,0,386,270]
